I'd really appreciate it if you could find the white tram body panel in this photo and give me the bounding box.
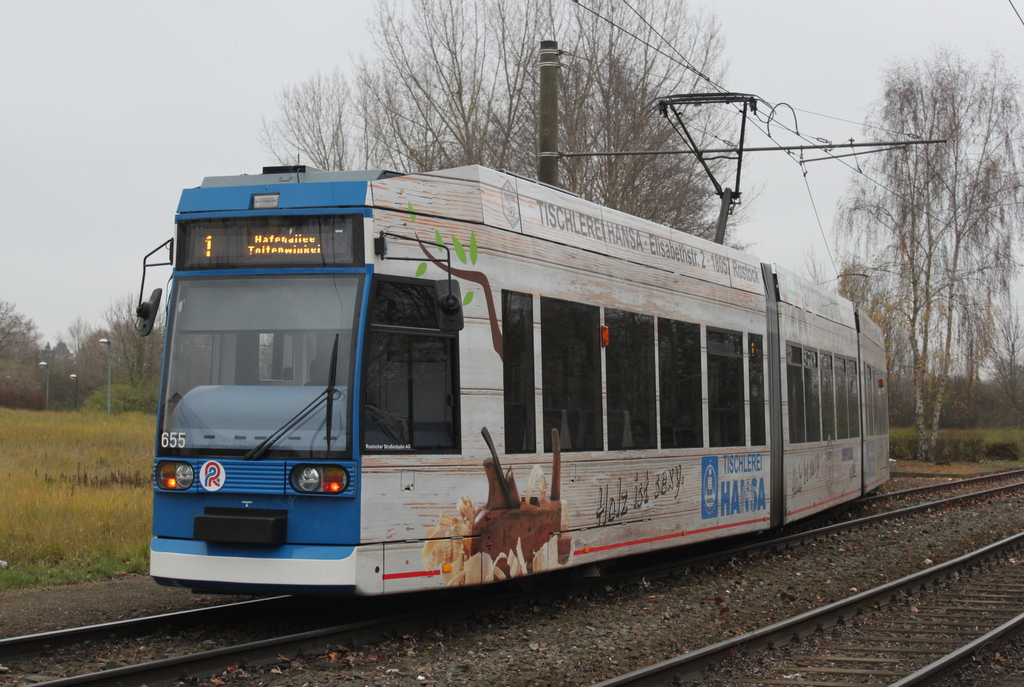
[357,167,869,592]
[774,267,864,523]
[858,314,891,492]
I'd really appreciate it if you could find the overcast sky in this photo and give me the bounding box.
[3,1,1023,343]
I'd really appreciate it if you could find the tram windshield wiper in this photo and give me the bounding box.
[325,333,339,453]
[244,334,341,461]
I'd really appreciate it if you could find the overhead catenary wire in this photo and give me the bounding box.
[567,1,892,177]
[1010,0,1024,28]
[569,0,724,92]
[799,157,840,280]
[559,139,942,157]
[568,0,954,281]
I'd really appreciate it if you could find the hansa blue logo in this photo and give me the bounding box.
[701,455,718,519]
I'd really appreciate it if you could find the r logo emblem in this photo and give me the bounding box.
[200,460,225,492]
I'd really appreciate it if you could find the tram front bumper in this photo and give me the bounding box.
[150,537,375,595]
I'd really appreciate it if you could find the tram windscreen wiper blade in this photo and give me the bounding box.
[325,333,339,453]
[244,389,329,461]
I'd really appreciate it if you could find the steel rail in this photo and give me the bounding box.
[0,596,290,661]
[793,478,1024,540]
[890,609,1024,686]
[31,608,448,687]
[588,531,1024,687]
[861,468,1024,505]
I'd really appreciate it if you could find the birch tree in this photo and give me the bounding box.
[837,48,1024,459]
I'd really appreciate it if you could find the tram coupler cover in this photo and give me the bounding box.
[193,507,287,545]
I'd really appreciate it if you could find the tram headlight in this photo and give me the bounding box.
[290,464,349,494]
[295,466,322,492]
[157,461,194,490]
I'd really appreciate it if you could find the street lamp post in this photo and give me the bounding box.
[38,361,49,410]
[70,373,78,410]
[98,338,111,415]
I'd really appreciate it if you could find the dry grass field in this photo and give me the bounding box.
[0,409,154,589]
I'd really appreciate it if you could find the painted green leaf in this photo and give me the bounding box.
[463,291,474,306]
[469,231,478,265]
[407,201,417,221]
[452,235,467,264]
[435,229,444,252]
[415,262,427,277]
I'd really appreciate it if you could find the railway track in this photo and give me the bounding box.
[590,531,1024,687]
[3,472,1023,687]
[864,467,1024,505]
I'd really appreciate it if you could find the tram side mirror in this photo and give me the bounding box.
[136,288,163,337]
[434,280,464,332]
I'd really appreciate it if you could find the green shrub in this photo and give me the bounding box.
[933,432,984,464]
[83,382,159,415]
[984,441,1020,461]
[888,428,1024,464]
[889,432,918,461]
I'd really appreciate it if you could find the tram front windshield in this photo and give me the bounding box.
[159,274,361,458]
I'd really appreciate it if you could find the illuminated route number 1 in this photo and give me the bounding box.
[205,235,212,258]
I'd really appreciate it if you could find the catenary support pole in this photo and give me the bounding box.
[538,40,560,187]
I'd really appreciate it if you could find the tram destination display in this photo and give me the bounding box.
[178,214,361,269]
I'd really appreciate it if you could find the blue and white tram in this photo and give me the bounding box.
[145,165,888,595]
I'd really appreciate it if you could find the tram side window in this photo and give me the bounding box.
[835,357,850,439]
[707,329,744,447]
[371,280,439,329]
[659,318,703,449]
[606,309,657,450]
[363,279,459,452]
[865,363,886,437]
[878,370,889,435]
[748,334,766,446]
[787,344,806,443]
[502,291,536,454]
[803,348,821,442]
[864,364,874,437]
[541,297,603,452]
[847,359,860,437]
[821,353,836,441]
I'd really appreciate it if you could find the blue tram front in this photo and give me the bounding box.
[151,168,404,594]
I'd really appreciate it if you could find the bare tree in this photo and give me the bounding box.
[557,0,728,238]
[260,69,356,170]
[353,0,548,172]
[990,299,1024,425]
[61,318,112,401]
[83,294,166,413]
[101,294,163,388]
[0,300,39,362]
[837,48,1024,459]
[260,0,733,239]
[63,316,94,358]
[800,249,834,288]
